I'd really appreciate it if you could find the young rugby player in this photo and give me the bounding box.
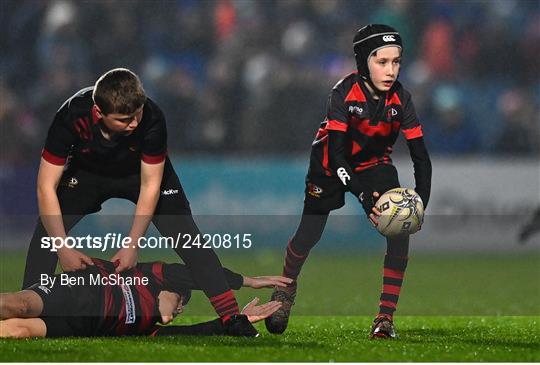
[1,258,288,338]
[23,68,258,336]
[265,25,432,338]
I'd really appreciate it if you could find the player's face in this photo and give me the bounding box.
[367,46,401,92]
[98,106,144,136]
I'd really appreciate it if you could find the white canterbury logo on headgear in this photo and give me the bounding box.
[353,32,399,45]
[337,167,351,186]
[382,35,396,42]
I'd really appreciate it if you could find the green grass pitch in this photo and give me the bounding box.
[1,250,539,362]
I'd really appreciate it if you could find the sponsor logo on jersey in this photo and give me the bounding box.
[120,284,136,324]
[161,189,179,196]
[307,183,324,198]
[386,107,398,121]
[382,35,396,42]
[68,177,78,188]
[348,105,364,116]
[337,167,351,186]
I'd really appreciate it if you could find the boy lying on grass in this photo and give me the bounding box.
[1,258,288,338]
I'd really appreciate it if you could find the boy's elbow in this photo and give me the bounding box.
[37,184,57,201]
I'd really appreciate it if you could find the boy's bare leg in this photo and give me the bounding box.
[0,318,46,338]
[0,291,44,319]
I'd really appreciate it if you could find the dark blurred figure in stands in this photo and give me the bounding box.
[518,207,540,244]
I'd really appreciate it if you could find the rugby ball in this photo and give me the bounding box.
[374,188,424,237]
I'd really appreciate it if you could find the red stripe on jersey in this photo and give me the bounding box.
[384,268,405,280]
[42,149,66,166]
[151,262,164,286]
[313,124,329,144]
[344,83,367,102]
[75,118,92,140]
[326,119,348,132]
[141,151,167,164]
[383,284,402,295]
[402,125,423,140]
[74,120,82,137]
[351,140,362,155]
[353,156,392,172]
[386,91,402,106]
[93,260,116,331]
[133,269,158,335]
[356,119,393,137]
[322,140,330,176]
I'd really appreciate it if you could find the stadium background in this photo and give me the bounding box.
[1,0,539,328]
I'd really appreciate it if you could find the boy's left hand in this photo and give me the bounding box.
[241,298,282,323]
[243,275,293,289]
[110,247,138,273]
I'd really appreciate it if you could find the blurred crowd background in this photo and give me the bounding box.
[1,0,539,163]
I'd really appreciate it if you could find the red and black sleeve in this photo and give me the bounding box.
[325,85,349,133]
[141,101,167,164]
[401,92,432,207]
[42,106,77,166]
[162,263,244,292]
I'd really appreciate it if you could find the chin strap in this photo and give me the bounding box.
[359,73,386,99]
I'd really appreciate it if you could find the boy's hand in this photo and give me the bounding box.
[368,191,382,226]
[58,247,94,272]
[359,190,379,216]
[157,290,183,325]
[243,276,293,289]
[110,247,138,273]
[241,297,282,323]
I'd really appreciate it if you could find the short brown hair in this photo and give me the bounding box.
[92,68,147,115]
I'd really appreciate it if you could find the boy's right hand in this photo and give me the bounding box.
[368,191,382,227]
[359,190,379,217]
[57,247,94,272]
[241,297,282,323]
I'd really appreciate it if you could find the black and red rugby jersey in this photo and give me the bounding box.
[65,259,244,337]
[41,87,167,176]
[309,72,423,177]
[88,258,166,336]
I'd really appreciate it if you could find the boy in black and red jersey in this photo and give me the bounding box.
[23,68,258,336]
[0,259,289,338]
[265,25,432,338]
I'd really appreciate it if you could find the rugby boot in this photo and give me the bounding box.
[369,315,396,339]
[223,314,259,337]
[265,284,296,334]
